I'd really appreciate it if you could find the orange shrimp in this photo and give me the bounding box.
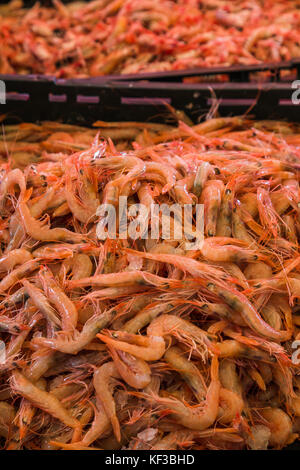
[18,196,85,243]
[148,356,220,431]
[11,370,82,443]
[200,180,224,237]
[39,266,78,331]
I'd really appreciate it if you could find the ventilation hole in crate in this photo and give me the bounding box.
[184,74,229,84]
[121,97,171,105]
[49,94,67,103]
[207,98,256,106]
[280,68,297,82]
[76,95,100,104]
[279,99,293,105]
[6,93,29,102]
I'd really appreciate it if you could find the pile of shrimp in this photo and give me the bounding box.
[2,115,300,450]
[1,0,300,77]
[0,118,174,170]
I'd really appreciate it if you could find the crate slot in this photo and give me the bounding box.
[76,95,100,104]
[121,97,171,105]
[49,93,67,103]
[207,98,257,106]
[279,99,294,106]
[6,93,30,102]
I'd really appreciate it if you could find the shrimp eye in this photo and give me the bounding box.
[225,189,232,195]
[214,167,220,175]
[206,283,215,289]
[112,333,118,338]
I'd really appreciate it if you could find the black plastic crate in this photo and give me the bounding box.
[1,76,300,125]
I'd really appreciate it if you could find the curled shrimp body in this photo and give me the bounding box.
[152,430,195,450]
[0,401,16,439]
[261,303,282,331]
[59,253,93,284]
[28,184,59,219]
[98,314,216,362]
[148,356,220,431]
[244,261,272,280]
[18,378,47,440]
[32,310,113,354]
[0,249,32,272]
[65,167,99,224]
[173,175,195,205]
[239,193,258,218]
[22,279,61,328]
[216,339,274,362]
[93,362,121,442]
[101,164,145,207]
[253,277,300,301]
[0,169,26,209]
[147,314,216,355]
[39,267,78,331]
[164,346,206,401]
[206,282,290,342]
[11,370,82,443]
[0,259,40,293]
[77,400,110,448]
[219,359,242,396]
[123,302,173,334]
[218,388,244,425]
[97,330,165,361]
[18,199,85,243]
[260,408,293,448]
[109,346,151,389]
[144,161,176,194]
[32,242,101,260]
